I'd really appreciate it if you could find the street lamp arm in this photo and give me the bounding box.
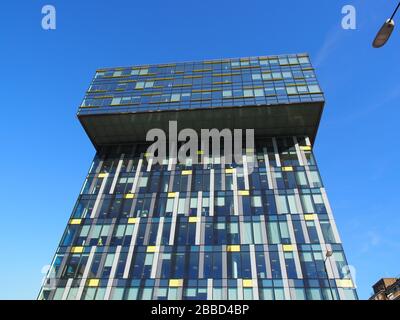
[390,2,400,21]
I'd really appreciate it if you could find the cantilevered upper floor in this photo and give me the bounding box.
[77,53,325,148]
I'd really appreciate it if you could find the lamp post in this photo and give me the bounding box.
[324,249,334,300]
[373,2,400,48]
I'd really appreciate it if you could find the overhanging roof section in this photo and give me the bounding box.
[79,102,323,148]
[77,53,325,148]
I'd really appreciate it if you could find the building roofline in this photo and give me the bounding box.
[94,52,311,72]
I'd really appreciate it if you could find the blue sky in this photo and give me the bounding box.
[0,0,399,299]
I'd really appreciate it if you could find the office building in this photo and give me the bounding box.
[369,278,400,300]
[39,53,357,300]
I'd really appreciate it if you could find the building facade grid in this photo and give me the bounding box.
[39,54,357,300]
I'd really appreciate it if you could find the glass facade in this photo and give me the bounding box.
[39,54,357,300]
[78,53,323,115]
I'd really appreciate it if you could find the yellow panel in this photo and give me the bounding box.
[197,150,204,155]
[128,218,137,224]
[304,214,316,221]
[124,193,134,199]
[158,64,175,68]
[225,168,234,174]
[71,246,84,253]
[98,173,107,178]
[182,170,192,175]
[336,279,354,288]
[282,166,293,172]
[243,279,254,288]
[88,279,100,287]
[189,217,199,223]
[147,246,157,253]
[168,192,176,198]
[238,190,249,196]
[283,244,294,252]
[227,245,241,252]
[300,146,312,151]
[70,219,82,225]
[169,279,183,287]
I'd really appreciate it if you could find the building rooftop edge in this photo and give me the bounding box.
[94,52,311,72]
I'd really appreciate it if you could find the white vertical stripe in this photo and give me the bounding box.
[286,215,303,278]
[286,215,296,245]
[195,191,202,245]
[320,188,342,243]
[292,246,303,279]
[242,155,250,190]
[259,216,269,245]
[239,217,245,244]
[168,193,180,245]
[338,288,347,300]
[304,166,313,189]
[104,246,122,300]
[90,174,109,218]
[249,245,259,300]
[150,248,160,279]
[150,219,164,279]
[237,279,244,300]
[146,156,153,172]
[324,244,334,279]
[274,193,284,215]
[263,245,272,279]
[130,159,143,193]
[278,247,288,279]
[263,148,274,190]
[209,169,214,216]
[232,170,239,216]
[123,218,141,278]
[168,144,176,171]
[75,246,97,299]
[300,219,311,243]
[80,178,89,195]
[272,137,281,167]
[207,279,213,300]
[203,154,209,169]
[328,253,340,278]
[278,248,291,300]
[109,154,124,194]
[155,217,164,246]
[294,190,303,214]
[293,137,304,166]
[61,278,73,300]
[313,214,326,246]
